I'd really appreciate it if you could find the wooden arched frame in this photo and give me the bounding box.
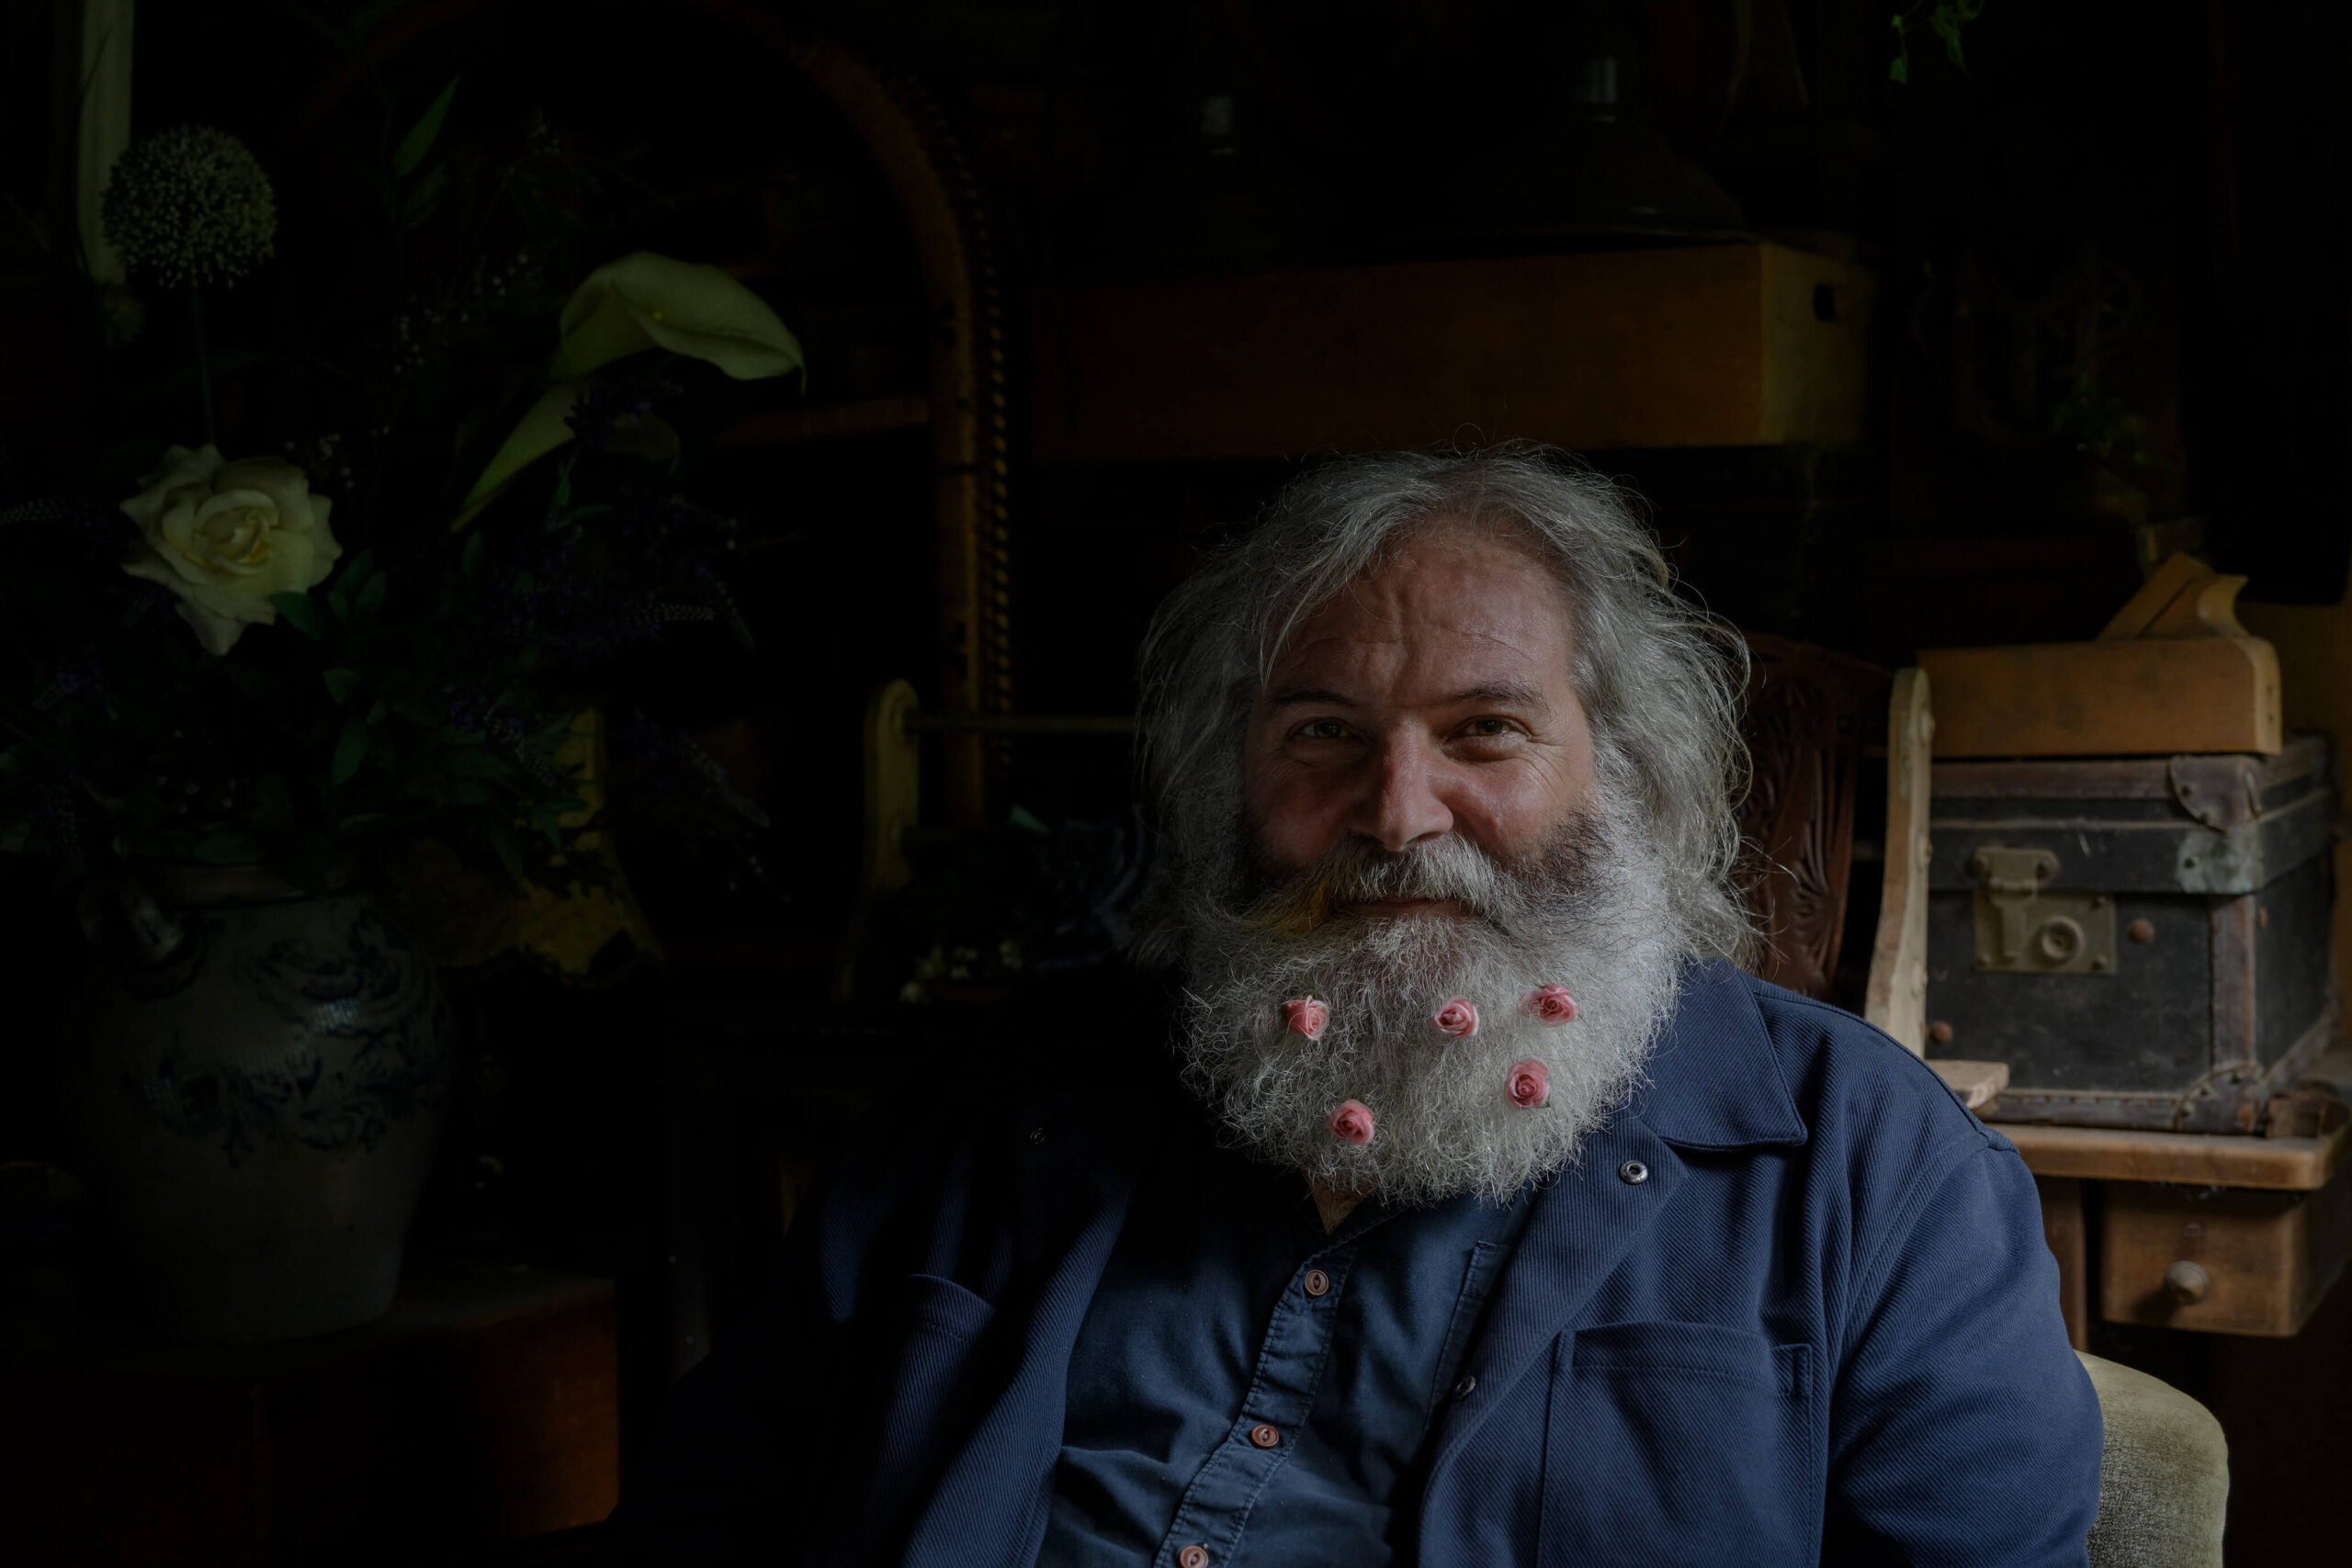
[773,28,1012,826]
[299,5,1015,826]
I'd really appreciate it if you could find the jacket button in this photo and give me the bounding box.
[1179,1547,1210,1568]
[1452,1374,1477,1400]
[1618,1159,1650,1185]
[1302,1268,1330,1298]
[1249,1422,1281,1448]
[1027,1127,1047,1145]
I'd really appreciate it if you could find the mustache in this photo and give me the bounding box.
[1237,826,1594,938]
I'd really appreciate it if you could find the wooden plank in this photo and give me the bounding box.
[1864,668,1932,1052]
[1032,243,1873,460]
[1918,637,2283,758]
[1928,1058,2008,1109]
[2098,552,2225,640]
[2006,1121,2350,1190]
[1928,737,2325,800]
[2036,1176,2091,1350]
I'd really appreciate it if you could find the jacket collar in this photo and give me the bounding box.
[1623,959,1808,1151]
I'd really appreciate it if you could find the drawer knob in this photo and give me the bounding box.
[2165,1260,2211,1304]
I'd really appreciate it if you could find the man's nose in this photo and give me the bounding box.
[1356,732,1453,852]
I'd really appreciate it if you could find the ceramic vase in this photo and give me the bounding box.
[57,865,455,1341]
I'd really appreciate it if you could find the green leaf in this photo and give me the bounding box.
[330,716,371,784]
[356,571,387,615]
[271,592,324,639]
[392,76,459,179]
[193,831,263,863]
[328,550,375,621]
[366,698,389,727]
[453,382,587,529]
[461,532,487,579]
[323,667,364,703]
[401,164,448,227]
[1930,1,1967,69]
[549,253,805,383]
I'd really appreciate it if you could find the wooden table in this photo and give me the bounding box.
[0,1267,618,1566]
[2007,1111,2352,1342]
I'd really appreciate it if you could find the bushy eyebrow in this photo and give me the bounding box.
[1445,680,1549,710]
[1263,680,1551,713]
[1265,686,1355,711]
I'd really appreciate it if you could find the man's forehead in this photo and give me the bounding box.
[1266,525,1575,688]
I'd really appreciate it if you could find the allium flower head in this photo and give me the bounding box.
[102,126,277,289]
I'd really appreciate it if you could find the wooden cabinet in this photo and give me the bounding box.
[2011,1111,2352,1341]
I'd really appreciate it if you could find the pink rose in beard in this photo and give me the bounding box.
[1506,1059,1551,1109]
[1430,998,1478,1038]
[1521,985,1577,1024]
[1328,1100,1376,1145]
[1281,998,1329,1041]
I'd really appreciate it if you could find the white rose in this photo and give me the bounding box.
[119,444,342,655]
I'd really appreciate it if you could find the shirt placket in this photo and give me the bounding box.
[1149,1235,1366,1568]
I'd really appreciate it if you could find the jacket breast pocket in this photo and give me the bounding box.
[1537,1321,1818,1568]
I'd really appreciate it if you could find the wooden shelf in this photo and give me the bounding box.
[2006,1121,2350,1190]
[1032,243,1874,461]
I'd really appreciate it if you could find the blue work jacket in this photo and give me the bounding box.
[621,962,2101,1565]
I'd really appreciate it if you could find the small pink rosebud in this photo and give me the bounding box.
[1430,998,1479,1038]
[1521,985,1578,1025]
[1329,1099,1376,1145]
[1506,1059,1551,1109]
[1281,997,1329,1041]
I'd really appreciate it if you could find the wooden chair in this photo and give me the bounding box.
[1858,663,2009,1109]
[1732,635,1884,1000]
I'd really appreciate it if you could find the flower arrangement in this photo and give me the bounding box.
[4,105,800,900]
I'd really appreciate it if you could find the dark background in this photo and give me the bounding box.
[4,1,2349,1563]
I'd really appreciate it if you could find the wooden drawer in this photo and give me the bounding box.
[2100,1168,2352,1336]
[2012,1103,2352,1342]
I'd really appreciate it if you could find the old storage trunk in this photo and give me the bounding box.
[1926,737,2337,1134]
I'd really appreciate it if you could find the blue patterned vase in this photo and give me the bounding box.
[57,865,455,1341]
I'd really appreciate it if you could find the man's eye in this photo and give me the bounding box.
[1300,719,1351,740]
[1464,718,1515,737]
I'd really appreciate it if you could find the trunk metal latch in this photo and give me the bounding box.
[1969,847,2117,975]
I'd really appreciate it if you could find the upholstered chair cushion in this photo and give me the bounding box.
[2077,1351,2229,1568]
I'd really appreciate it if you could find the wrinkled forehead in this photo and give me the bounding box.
[1262,515,1578,689]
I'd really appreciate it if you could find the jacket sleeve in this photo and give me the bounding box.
[1821,1140,2103,1566]
[605,1109,1001,1565]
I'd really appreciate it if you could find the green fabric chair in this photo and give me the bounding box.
[2079,1351,2230,1568]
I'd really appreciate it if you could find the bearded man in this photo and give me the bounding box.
[619,448,2103,1566]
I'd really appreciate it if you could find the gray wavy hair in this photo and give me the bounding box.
[1135,445,1754,966]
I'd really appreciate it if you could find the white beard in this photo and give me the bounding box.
[1174,798,1685,1205]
